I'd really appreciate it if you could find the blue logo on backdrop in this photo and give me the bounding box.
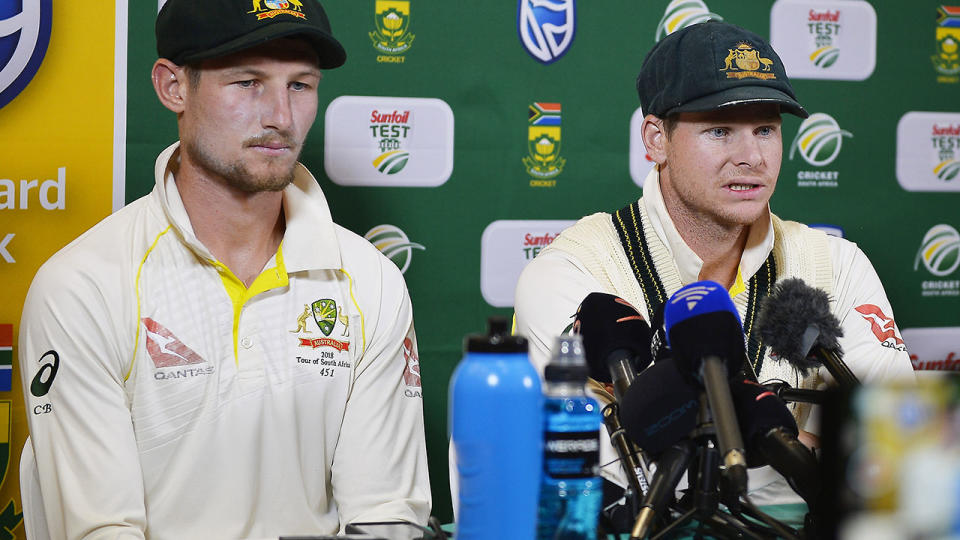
[517,0,575,64]
[0,0,52,110]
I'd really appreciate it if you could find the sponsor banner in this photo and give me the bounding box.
[517,0,575,64]
[788,112,852,188]
[324,96,454,187]
[629,107,657,187]
[655,0,723,41]
[480,219,575,307]
[770,0,877,81]
[914,223,960,296]
[896,112,960,191]
[902,327,960,370]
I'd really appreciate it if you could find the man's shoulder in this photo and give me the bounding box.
[331,223,408,287]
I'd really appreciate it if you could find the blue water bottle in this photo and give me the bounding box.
[537,335,603,540]
[450,317,543,540]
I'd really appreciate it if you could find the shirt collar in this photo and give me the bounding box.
[640,166,774,287]
[153,141,342,271]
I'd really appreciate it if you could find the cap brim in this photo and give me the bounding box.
[179,23,346,69]
[669,86,808,118]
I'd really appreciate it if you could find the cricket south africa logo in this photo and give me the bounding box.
[915,224,960,278]
[656,0,722,42]
[789,112,852,188]
[370,109,411,175]
[248,0,306,20]
[0,0,52,110]
[523,102,565,187]
[370,0,415,62]
[517,0,576,64]
[365,224,425,274]
[807,9,841,68]
[932,5,960,83]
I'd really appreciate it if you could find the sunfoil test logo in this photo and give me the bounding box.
[370,0,414,63]
[932,123,960,181]
[770,1,876,81]
[932,5,960,84]
[364,224,425,274]
[789,112,852,188]
[523,102,565,187]
[655,0,722,42]
[0,0,52,110]
[517,0,575,64]
[370,109,411,175]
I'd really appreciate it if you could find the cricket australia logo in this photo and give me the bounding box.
[656,0,722,42]
[370,109,411,174]
[932,6,960,83]
[370,0,415,61]
[295,299,351,351]
[248,0,306,20]
[517,0,575,64]
[523,102,565,187]
[719,42,777,80]
[932,123,960,181]
[0,0,52,110]
[807,9,841,68]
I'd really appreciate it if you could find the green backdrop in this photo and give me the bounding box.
[125,1,960,522]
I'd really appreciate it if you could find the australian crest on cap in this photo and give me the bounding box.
[248,0,307,20]
[720,42,776,80]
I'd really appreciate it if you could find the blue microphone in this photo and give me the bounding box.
[663,281,748,496]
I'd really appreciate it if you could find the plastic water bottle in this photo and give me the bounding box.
[537,335,603,540]
[450,317,543,540]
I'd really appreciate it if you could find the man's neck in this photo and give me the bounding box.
[667,204,752,289]
[173,162,286,288]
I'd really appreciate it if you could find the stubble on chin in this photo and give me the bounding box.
[185,137,299,193]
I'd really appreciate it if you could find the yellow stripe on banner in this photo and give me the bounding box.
[800,127,827,150]
[0,402,9,444]
[934,160,951,174]
[373,150,402,167]
[809,46,833,62]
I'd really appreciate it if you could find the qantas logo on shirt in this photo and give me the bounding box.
[855,304,907,351]
[142,318,206,368]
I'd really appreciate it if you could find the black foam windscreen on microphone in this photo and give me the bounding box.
[729,379,798,468]
[756,278,843,377]
[574,292,653,384]
[619,357,700,457]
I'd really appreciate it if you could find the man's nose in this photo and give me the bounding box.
[261,86,293,132]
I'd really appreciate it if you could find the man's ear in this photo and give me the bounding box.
[641,114,668,165]
[152,59,188,114]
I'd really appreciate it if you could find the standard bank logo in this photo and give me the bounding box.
[915,224,960,278]
[770,0,876,81]
[365,224,425,274]
[896,112,960,192]
[325,96,453,187]
[656,0,722,42]
[517,0,575,64]
[0,0,52,110]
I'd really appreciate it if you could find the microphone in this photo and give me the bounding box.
[574,292,654,402]
[630,439,694,539]
[619,357,700,457]
[730,379,821,504]
[663,280,748,496]
[756,278,860,388]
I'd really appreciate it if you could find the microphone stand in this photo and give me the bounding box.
[636,393,803,540]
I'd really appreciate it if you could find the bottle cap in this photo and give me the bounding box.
[464,316,529,353]
[544,335,589,382]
